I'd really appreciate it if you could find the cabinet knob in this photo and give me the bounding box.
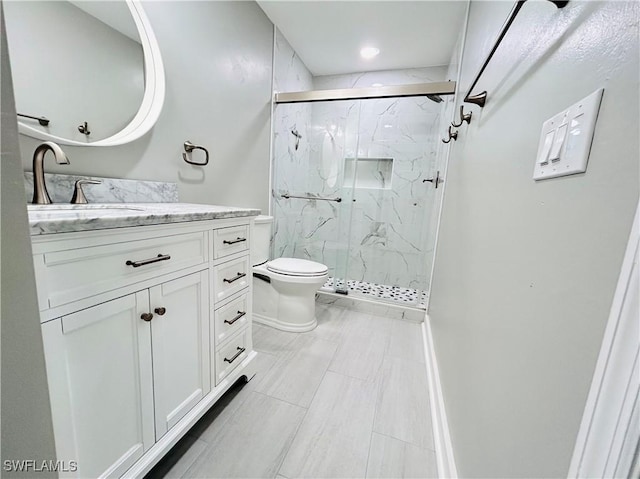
[140,313,153,322]
[154,307,166,316]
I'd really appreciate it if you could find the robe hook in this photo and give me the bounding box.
[442,125,458,144]
[451,105,472,127]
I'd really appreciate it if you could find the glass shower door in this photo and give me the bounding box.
[311,100,361,294]
[271,100,360,294]
[271,92,447,306]
[340,95,444,306]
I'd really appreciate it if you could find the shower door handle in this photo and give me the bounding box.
[423,171,442,188]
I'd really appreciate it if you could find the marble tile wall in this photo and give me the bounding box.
[310,80,443,290]
[271,29,316,259]
[272,30,448,293]
[24,172,178,204]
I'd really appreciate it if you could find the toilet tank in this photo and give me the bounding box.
[252,215,273,265]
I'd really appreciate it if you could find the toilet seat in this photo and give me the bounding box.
[266,258,328,277]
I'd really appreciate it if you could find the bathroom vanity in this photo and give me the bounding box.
[28,203,259,478]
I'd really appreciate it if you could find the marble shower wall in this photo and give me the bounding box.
[272,29,447,292]
[312,69,446,291]
[271,29,316,260]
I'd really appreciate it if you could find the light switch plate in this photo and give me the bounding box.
[533,88,604,181]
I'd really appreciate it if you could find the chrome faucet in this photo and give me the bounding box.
[32,141,70,204]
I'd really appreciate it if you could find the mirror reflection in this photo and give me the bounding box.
[4,1,145,142]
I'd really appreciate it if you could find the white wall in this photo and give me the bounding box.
[14,1,274,213]
[429,0,639,477]
[1,4,58,476]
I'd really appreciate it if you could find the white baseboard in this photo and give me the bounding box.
[422,316,458,478]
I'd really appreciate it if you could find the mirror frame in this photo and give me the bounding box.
[16,0,165,147]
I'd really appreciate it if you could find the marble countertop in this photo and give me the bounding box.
[28,203,261,235]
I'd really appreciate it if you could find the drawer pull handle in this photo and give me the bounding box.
[224,311,246,325]
[126,254,171,268]
[223,272,246,284]
[154,307,166,316]
[140,313,153,322]
[223,237,247,245]
[224,347,246,364]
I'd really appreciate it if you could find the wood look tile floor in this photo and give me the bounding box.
[147,303,437,479]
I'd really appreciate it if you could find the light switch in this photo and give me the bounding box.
[548,123,567,162]
[538,130,555,165]
[533,88,604,181]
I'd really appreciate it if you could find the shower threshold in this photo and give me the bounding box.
[322,277,427,310]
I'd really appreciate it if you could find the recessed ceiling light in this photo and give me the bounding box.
[360,47,380,59]
[372,83,384,87]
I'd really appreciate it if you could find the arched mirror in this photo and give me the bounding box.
[4,0,164,147]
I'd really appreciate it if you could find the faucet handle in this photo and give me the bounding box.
[71,179,101,204]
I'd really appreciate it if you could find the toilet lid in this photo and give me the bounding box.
[266,258,328,277]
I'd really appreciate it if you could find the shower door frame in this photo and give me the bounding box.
[274,81,456,104]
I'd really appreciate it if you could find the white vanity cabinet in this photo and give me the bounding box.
[149,271,210,439]
[210,225,253,385]
[41,292,155,479]
[31,216,256,478]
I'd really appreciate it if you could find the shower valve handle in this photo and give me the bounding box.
[423,171,442,188]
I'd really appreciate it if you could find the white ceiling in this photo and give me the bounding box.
[257,1,468,76]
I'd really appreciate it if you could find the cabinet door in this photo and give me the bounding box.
[41,292,154,479]
[150,271,210,439]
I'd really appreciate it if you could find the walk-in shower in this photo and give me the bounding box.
[271,80,454,310]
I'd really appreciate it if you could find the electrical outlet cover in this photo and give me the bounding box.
[533,88,604,181]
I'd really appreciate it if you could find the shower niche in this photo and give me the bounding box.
[344,157,393,190]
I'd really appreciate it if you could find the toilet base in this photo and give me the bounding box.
[252,268,325,333]
[253,312,317,333]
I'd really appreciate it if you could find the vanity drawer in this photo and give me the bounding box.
[36,232,207,309]
[213,292,250,346]
[213,225,249,259]
[212,255,250,303]
[215,328,250,385]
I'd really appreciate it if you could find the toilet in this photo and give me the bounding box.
[252,215,328,332]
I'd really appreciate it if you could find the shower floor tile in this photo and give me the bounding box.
[324,277,428,309]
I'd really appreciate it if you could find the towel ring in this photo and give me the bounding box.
[182,141,209,166]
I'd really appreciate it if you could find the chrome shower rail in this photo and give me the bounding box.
[281,193,342,203]
[275,81,456,104]
[464,0,569,108]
